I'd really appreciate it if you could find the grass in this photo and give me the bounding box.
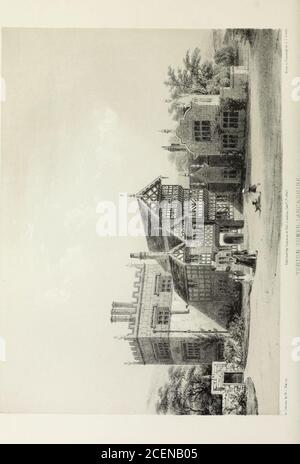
[241,281,252,366]
[223,281,252,368]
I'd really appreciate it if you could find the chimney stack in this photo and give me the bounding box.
[111,301,136,324]
[130,252,167,260]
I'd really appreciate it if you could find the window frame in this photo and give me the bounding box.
[160,276,172,293]
[152,340,171,361]
[223,134,238,149]
[222,110,239,129]
[156,307,170,326]
[194,120,212,142]
[182,341,201,360]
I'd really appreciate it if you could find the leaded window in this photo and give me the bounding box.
[194,120,211,142]
[223,111,239,128]
[223,134,238,149]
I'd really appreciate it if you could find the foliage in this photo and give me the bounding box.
[155,365,222,415]
[214,46,236,66]
[200,61,215,81]
[231,29,255,44]
[225,154,244,169]
[165,48,207,98]
[220,97,247,111]
[206,65,230,95]
[164,48,231,118]
[224,315,245,367]
[223,388,247,415]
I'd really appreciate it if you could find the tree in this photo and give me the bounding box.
[155,365,222,415]
[222,388,247,415]
[206,64,230,94]
[214,46,236,66]
[164,48,208,99]
[200,60,214,81]
[164,48,231,119]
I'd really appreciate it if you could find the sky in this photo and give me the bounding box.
[0,28,214,413]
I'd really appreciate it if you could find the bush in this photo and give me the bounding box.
[206,65,230,94]
[224,315,245,366]
[214,46,236,66]
[223,388,247,415]
[220,97,247,111]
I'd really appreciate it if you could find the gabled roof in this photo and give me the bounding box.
[135,176,188,253]
[169,242,186,262]
[168,254,232,329]
[168,254,188,302]
[137,198,184,253]
[135,176,162,204]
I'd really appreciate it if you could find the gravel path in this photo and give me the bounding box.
[243,30,282,414]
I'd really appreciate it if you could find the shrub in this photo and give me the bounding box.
[220,97,247,111]
[214,46,236,66]
[223,388,247,415]
[224,315,245,366]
